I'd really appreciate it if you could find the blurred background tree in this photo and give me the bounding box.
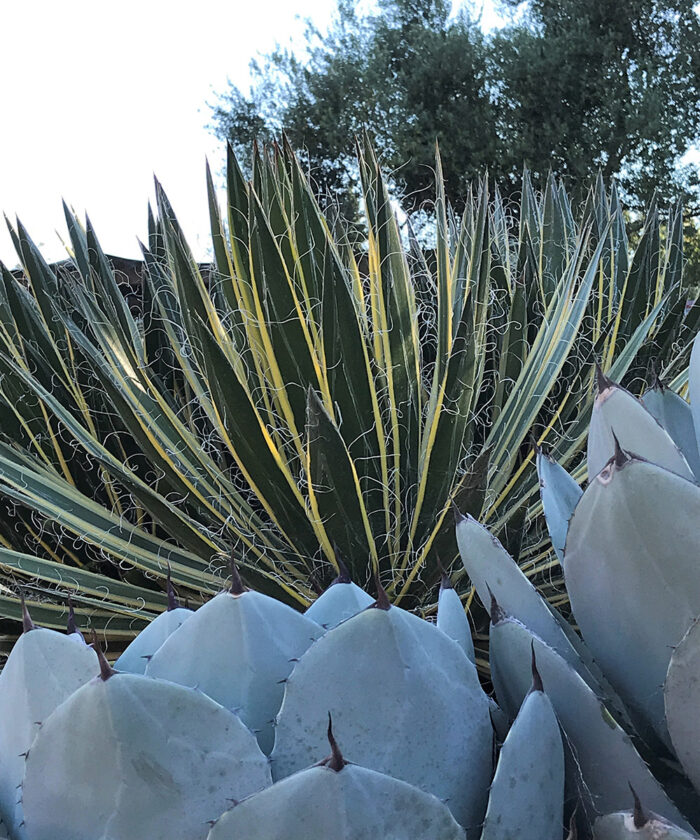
[210,0,700,213]
[495,0,700,209]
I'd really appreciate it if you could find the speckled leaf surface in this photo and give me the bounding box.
[207,763,465,840]
[271,605,491,833]
[489,616,690,830]
[146,590,323,753]
[481,688,564,840]
[564,455,700,745]
[22,673,271,840]
[0,629,96,837]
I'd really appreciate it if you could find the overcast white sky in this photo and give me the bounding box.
[0,1,511,267]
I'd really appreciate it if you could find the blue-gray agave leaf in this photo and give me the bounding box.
[271,596,491,832]
[437,574,475,663]
[146,581,323,754]
[642,386,700,481]
[489,614,691,830]
[304,576,374,630]
[588,372,692,481]
[536,450,582,562]
[114,607,192,674]
[457,513,597,689]
[564,452,700,747]
[688,335,700,460]
[480,660,564,840]
[207,737,464,840]
[665,618,700,796]
[0,623,96,838]
[21,665,271,840]
[594,794,698,840]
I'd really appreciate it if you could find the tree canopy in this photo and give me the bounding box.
[210,0,700,215]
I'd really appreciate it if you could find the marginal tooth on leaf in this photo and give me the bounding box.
[308,571,324,595]
[371,574,391,611]
[486,582,506,625]
[20,591,35,633]
[628,782,647,829]
[595,360,614,394]
[333,549,352,585]
[66,597,80,635]
[90,630,116,681]
[530,640,544,693]
[611,429,631,469]
[229,552,248,596]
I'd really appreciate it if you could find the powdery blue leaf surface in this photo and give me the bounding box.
[206,763,465,840]
[0,628,96,837]
[437,579,475,663]
[536,450,582,562]
[481,688,564,840]
[689,334,700,461]
[564,455,700,746]
[587,378,692,481]
[146,589,323,754]
[304,581,374,630]
[457,514,593,682]
[489,616,691,830]
[114,607,192,674]
[594,810,698,839]
[271,603,491,833]
[642,386,700,481]
[22,672,271,840]
[665,618,700,795]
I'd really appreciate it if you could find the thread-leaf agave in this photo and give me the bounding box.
[0,139,695,638]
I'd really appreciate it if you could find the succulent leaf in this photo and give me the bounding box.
[593,811,697,839]
[21,672,271,840]
[456,513,611,701]
[304,580,374,630]
[114,607,192,674]
[587,379,693,481]
[665,618,700,796]
[536,449,582,562]
[146,589,323,754]
[488,615,691,830]
[642,386,700,481]
[480,685,564,840]
[564,456,700,745]
[0,628,96,837]
[271,603,492,831]
[488,696,510,743]
[205,763,465,840]
[437,579,476,663]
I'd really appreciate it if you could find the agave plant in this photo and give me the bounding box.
[3,457,700,840]
[8,342,700,837]
[456,334,700,835]
[0,139,695,641]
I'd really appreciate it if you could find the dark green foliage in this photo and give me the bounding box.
[210,0,700,213]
